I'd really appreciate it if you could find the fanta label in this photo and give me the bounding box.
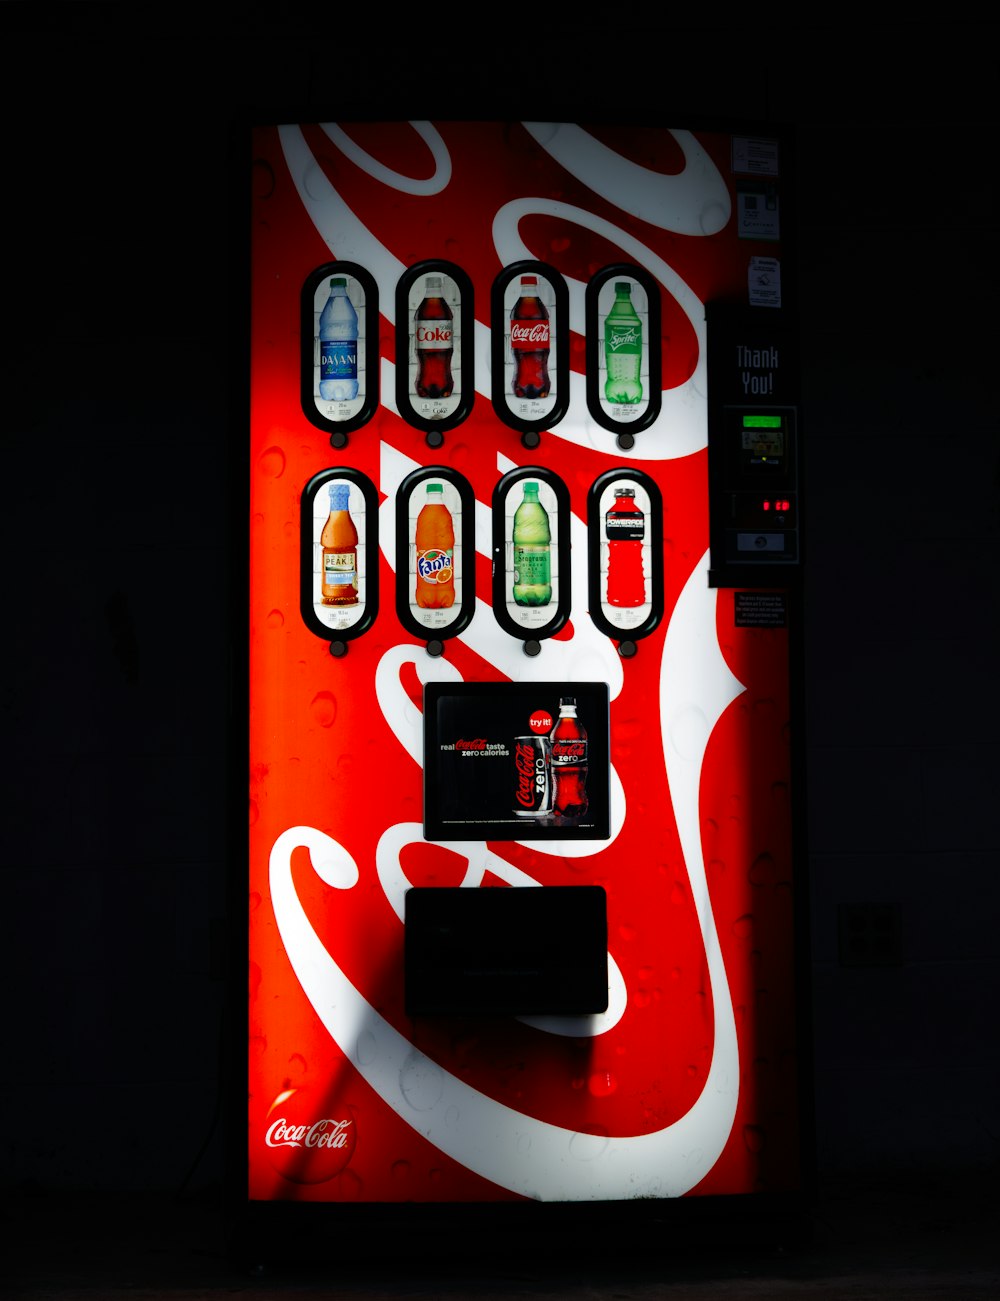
[416,548,454,582]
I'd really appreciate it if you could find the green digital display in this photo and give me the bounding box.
[743,415,783,429]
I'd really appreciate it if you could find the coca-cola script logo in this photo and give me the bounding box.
[266,1117,353,1150]
[513,739,546,809]
[511,321,550,348]
[264,1085,357,1184]
[551,740,586,763]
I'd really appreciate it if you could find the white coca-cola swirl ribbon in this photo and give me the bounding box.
[491,196,708,458]
[277,122,710,460]
[373,822,627,1039]
[321,121,451,195]
[269,553,746,1199]
[520,124,731,236]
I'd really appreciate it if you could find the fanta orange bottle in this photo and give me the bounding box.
[415,482,455,608]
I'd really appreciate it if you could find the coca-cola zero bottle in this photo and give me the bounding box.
[511,274,550,399]
[550,696,588,821]
[415,275,454,399]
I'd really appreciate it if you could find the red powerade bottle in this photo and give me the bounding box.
[415,275,454,399]
[550,696,588,820]
[510,274,550,399]
[605,487,646,607]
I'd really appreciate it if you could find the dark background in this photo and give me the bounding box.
[3,7,998,1201]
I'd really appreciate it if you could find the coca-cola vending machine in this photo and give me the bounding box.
[239,118,810,1254]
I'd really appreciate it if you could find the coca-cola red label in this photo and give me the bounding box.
[550,739,587,765]
[513,737,550,814]
[511,320,550,350]
[416,321,453,349]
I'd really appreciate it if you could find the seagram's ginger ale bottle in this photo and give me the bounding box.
[512,481,552,606]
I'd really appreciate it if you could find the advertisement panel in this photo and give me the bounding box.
[246,119,806,1214]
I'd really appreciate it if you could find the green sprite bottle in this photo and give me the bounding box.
[512,482,552,607]
[604,281,643,404]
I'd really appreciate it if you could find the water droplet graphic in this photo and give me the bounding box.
[569,1129,610,1161]
[337,1168,363,1200]
[249,799,259,826]
[618,921,637,942]
[749,852,778,887]
[311,691,337,727]
[258,446,285,478]
[743,1124,765,1152]
[587,1071,617,1098]
[356,1031,377,1066]
[399,1051,444,1112]
[733,915,754,938]
[516,1132,531,1154]
[391,1159,411,1180]
[251,158,276,199]
[266,609,284,629]
[699,200,728,235]
[445,1106,460,1126]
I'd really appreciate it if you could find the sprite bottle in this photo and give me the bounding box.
[604,281,643,404]
[512,482,552,606]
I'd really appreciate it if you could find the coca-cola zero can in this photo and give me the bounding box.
[512,735,552,817]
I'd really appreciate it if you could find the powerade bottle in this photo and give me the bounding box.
[319,276,359,400]
[604,281,642,404]
[605,488,646,607]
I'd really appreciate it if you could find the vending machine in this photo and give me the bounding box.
[239,118,810,1253]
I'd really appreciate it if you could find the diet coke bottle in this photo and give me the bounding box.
[510,275,550,399]
[550,696,588,820]
[415,275,454,399]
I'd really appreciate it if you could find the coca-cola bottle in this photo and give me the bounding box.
[414,275,454,399]
[511,275,550,399]
[550,696,588,820]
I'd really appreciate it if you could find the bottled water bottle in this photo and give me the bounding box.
[319,277,359,401]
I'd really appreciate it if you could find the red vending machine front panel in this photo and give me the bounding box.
[247,120,803,1207]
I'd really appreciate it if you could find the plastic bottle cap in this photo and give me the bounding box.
[615,488,635,497]
[426,276,443,290]
[329,483,350,509]
[427,483,443,494]
[525,482,538,492]
[331,277,347,287]
[521,275,537,286]
[561,697,576,707]
[615,281,631,292]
